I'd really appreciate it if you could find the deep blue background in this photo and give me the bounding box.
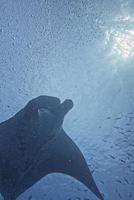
[0,0,134,199]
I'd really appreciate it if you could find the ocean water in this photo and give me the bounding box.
[0,0,134,199]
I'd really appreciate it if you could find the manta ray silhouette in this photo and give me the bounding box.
[0,96,104,200]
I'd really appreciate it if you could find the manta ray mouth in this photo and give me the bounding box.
[38,99,74,118]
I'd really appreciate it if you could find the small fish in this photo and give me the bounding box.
[129,193,133,198]
[124,177,129,184]
[84,189,88,192]
[130,169,134,173]
[116,179,122,183]
[126,123,131,126]
[109,155,116,159]
[99,180,104,185]
[125,130,131,133]
[113,126,123,130]
[119,159,126,163]
[115,117,121,120]
[127,153,133,157]
[118,193,122,199]
[129,117,134,121]
[128,112,134,115]
[115,189,122,199]
[103,139,107,142]
[118,131,125,135]
[28,195,32,200]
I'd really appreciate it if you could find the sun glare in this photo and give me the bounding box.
[104,15,134,61]
[112,30,134,59]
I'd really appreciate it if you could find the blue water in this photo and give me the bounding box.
[0,0,134,199]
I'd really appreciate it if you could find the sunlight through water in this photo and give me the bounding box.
[104,15,134,62]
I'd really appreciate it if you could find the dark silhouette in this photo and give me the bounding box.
[0,96,103,200]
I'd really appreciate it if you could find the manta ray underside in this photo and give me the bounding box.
[0,95,104,200]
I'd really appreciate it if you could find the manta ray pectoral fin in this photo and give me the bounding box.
[45,129,104,200]
[13,129,103,200]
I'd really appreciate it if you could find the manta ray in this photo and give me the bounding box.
[0,95,104,200]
